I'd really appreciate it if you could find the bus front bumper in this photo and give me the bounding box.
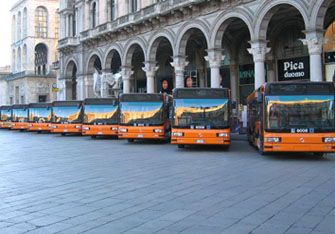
[118,126,167,140]
[82,125,118,136]
[263,133,335,153]
[27,123,51,132]
[49,124,82,134]
[171,129,231,145]
[11,122,29,130]
[0,122,12,129]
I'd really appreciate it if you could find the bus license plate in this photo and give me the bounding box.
[137,134,144,138]
[196,139,205,144]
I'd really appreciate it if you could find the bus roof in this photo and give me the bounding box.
[29,103,52,108]
[84,98,118,105]
[0,106,12,110]
[173,88,230,99]
[265,82,335,96]
[52,101,82,107]
[12,104,29,109]
[119,93,163,102]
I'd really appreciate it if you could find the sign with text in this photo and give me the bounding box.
[278,56,310,81]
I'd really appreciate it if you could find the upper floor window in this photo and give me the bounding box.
[72,7,77,36]
[35,43,48,75]
[35,7,48,38]
[91,2,97,28]
[17,12,21,40]
[130,0,138,13]
[111,0,116,21]
[23,8,27,38]
[12,15,16,42]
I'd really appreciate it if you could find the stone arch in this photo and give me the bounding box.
[103,44,123,69]
[147,30,175,61]
[254,0,309,41]
[175,20,210,56]
[65,59,78,100]
[86,52,103,74]
[123,37,147,65]
[211,10,254,49]
[311,0,335,30]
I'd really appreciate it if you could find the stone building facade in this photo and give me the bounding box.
[5,0,59,105]
[58,0,335,103]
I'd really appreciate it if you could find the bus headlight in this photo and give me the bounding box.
[323,137,335,143]
[119,128,128,133]
[50,125,57,129]
[265,137,281,143]
[28,124,33,127]
[82,126,90,131]
[217,133,229,137]
[111,127,118,131]
[172,132,184,137]
[153,129,163,133]
[75,125,82,129]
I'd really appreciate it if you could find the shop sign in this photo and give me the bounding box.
[278,56,309,81]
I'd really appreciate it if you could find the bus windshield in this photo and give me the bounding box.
[120,101,164,125]
[266,95,335,132]
[29,108,52,123]
[174,98,229,129]
[84,105,118,124]
[12,109,28,122]
[53,106,82,123]
[0,110,11,121]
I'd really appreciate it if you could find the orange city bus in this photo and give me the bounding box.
[82,98,119,138]
[49,101,83,135]
[27,103,53,133]
[11,105,30,131]
[0,106,13,129]
[118,93,171,142]
[171,88,231,148]
[247,81,335,157]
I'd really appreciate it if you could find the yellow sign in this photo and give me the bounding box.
[52,88,60,92]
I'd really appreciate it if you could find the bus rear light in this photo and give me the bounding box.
[119,128,128,133]
[323,137,335,143]
[111,127,118,131]
[153,129,163,133]
[265,137,281,143]
[172,132,184,137]
[217,133,229,137]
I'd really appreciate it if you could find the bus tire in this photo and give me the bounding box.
[37,131,42,134]
[313,153,324,159]
[61,133,66,136]
[128,139,134,143]
[178,144,185,149]
[91,136,97,139]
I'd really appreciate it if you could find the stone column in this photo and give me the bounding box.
[76,74,85,100]
[266,53,276,83]
[229,59,238,101]
[301,31,324,82]
[121,66,133,94]
[143,61,158,94]
[171,56,189,88]
[248,41,271,89]
[205,48,224,88]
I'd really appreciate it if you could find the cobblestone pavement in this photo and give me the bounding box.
[0,130,335,234]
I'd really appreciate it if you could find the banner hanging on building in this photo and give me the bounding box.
[277,56,310,81]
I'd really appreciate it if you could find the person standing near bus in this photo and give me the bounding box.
[185,76,193,88]
[160,79,172,94]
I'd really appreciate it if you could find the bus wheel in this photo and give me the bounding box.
[128,139,134,143]
[178,144,185,149]
[313,153,325,159]
[91,136,97,139]
[61,133,66,136]
[37,131,42,134]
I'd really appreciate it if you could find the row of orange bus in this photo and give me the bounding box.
[1,82,335,157]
